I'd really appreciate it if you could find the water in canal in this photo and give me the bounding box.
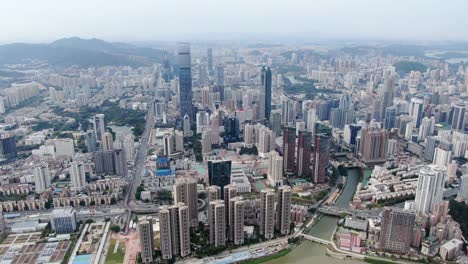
[265,168,364,264]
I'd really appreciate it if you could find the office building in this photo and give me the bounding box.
[207,48,213,72]
[312,133,330,183]
[224,117,240,143]
[183,114,192,137]
[173,180,198,227]
[178,43,193,119]
[457,174,468,201]
[450,104,465,130]
[359,126,389,163]
[69,161,87,191]
[259,189,275,239]
[113,149,128,177]
[384,107,397,130]
[270,110,282,136]
[85,130,97,153]
[380,76,395,120]
[414,165,446,214]
[102,132,113,151]
[50,207,77,234]
[409,97,424,128]
[216,65,225,87]
[343,124,361,146]
[93,114,105,142]
[379,207,415,253]
[229,197,245,245]
[139,216,154,263]
[259,66,272,121]
[267,151,283,187]
[418,117,435,142]
[34,164,50,194]
[276,186,292,235]
[208,160,232,194]
[283,127,296,174]
[51,138,75,158]
[196,111,210,134]
[297,131,312,178]
[208,200,226,247]
[163,133,175,156]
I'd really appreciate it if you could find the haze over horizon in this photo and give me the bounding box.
[1,0,468,44]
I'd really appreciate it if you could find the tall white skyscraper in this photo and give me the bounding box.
[414,165,446,214]
[229,196,245,245]
[267,151,283,187]
[418,117,435,142]
[138,216,154,264]
[69,161,87,191]
[173,180,198,227]
[259,189,275,239]
[34,164,50,193]
[208,200,226,247]
[123,134,135,161]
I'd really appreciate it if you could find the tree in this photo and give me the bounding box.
[110,224,121,233]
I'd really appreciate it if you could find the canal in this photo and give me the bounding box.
[265,168,364,264]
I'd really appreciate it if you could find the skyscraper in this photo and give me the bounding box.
[216,65,225,87]
[0,134,17,161]
[270,110,282,136]
[259,189,275,239]
[93,114,105,142]
[276,186,292,235]
[206,185,221,204]
[259,66,272,121]
[139,216,154,263]
[178,43,193,119]
[379,207,415,254]
[297,131,312,178]
[282,127,296,174]
[173,180,198,227]
[208,200,226,247]
[380,76,395,120]
[159,203,191,259]
[267,151,283,187]
[450,103,465,130]
[409,97,424,128]
[85,130,97,153]
[414,165,446,214]
[102,132,113,151]
[69,161,86,191]
[224,117,240,143]
[343,124,362,146]
[384,107,397,130]
[34,164,50,194]
[208,160,232,195]
[312,133,330,184]
[229,197,245,245]
[358,126,389,163]
[224,184,237,237]
[207,48,213,73]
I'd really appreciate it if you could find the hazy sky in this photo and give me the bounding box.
[1,0,467,43]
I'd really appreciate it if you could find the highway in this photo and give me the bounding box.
[124,99,156,231]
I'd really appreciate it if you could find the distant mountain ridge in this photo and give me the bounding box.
[0,37,167,67]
